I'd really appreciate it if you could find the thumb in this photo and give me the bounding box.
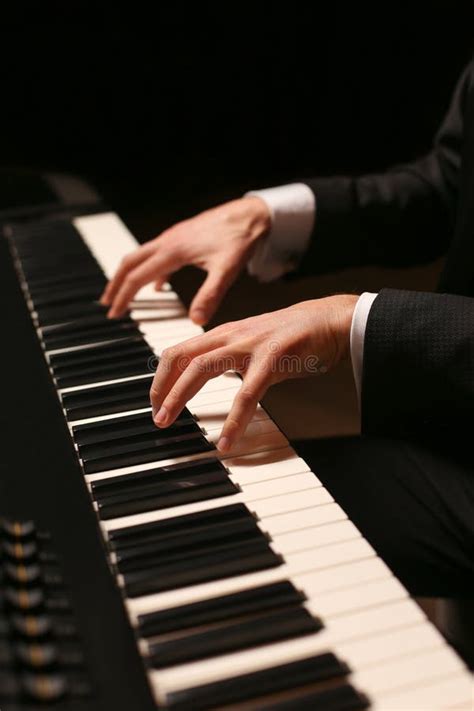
[189,267,238,325]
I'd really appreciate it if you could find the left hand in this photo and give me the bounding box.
[150,294,358,452]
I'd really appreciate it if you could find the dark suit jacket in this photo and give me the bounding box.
[298,59,474,440]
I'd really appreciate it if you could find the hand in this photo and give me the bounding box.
[150,294,358,452]
[100,196,271,323]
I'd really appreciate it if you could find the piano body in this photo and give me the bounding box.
[0,202,472,710]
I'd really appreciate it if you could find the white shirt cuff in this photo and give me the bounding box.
[245,183,316,282]
[350,292,378,406]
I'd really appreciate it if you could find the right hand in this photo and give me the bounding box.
[100,196,271,324]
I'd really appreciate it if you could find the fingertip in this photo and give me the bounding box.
[190,309,207,326]
[217,436,231,453]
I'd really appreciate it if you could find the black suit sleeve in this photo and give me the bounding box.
[361,288,474,440]
[294,61,472,277]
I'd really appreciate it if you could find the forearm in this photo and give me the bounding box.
[361,288,474,439]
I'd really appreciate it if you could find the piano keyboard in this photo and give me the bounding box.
[6,211,473,710]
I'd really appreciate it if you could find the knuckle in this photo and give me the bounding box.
[238,387,257,405]
[161,345,180,363]
[192,355,210,373]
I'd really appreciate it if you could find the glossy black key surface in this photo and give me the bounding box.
[50,336,148,368]
[147,607,322,668]
[54,354,152,388]
[124,541,283,597]
[42,313,133,336]
[56,360,151,389]
[115,518,258,571]
[90,456,224,494]
[62,374,151,407]
[27,271,105,293]
[259,684,370,711]
[43,320,138,349]
[76,420,199,455]
[31,283,104,308]
[36,300,108,326]
[108,503,251,548]
[138,581,304,638]
[81,432,214,474]
[165,653,349,711]
[73,409,194,446]
[52,342,152,374]
[98,478,238,519]
[114,517,259,568]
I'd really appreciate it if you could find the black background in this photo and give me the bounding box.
[0,3,473,223]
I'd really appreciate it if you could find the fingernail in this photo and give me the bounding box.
[154,406,168,426]
[217,436,231,453]
[191,309,206,326]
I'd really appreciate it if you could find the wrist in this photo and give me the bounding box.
[330,294,359,363]
[240,196,272,244]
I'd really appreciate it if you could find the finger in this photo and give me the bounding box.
[149,330,232,418]
[189,266,239,325]
[108,252,180,318]
[217,369,268,453]
[100,241,157,306]
[153,347,241,427]
[154,275,169,291]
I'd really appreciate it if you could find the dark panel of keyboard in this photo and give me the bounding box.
[0,229,156,710]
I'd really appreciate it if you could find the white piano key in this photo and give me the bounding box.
[74,212,148,282]
[273,520,361,555]
[306,575,408,618]
[354,646,465,695]
[372,674,474,710]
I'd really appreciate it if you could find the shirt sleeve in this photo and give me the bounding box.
[245,183,316,282]
[350,292,378,405]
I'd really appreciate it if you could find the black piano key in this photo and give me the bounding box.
[115,517,259,568]
[54,353,153,386]
[52,343,152,374]
[62,374,152,408]
[42,313,133,336]
[90,457,226,494]
[82,433,214,474]
[77,419,199,454]
[115,517,258,571]
[80,426,204,462]
[27,271,105,293]
[66,396,151,421]
[56,361,151,389]
[31,284,103,308]
[259,684,370,711]
[50,336,149,368]
[138,580,305,638]
[99,478,239,520]
[44,325,140,351]
[73,409,193,446]
[108,503,251,548]
[95,467,229,505]
[165,653,350,711]
[147,607,322,669]
[124,541,283,597]
[36,301,108,326]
